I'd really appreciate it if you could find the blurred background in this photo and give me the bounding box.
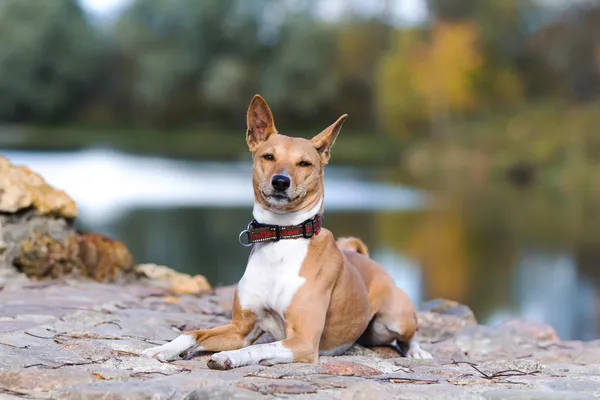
[1,0,599,341]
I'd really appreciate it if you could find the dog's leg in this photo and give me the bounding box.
[401,339,431,359]
[206,336,315,370]
[207,287,328,370]
[359,287,433,360]
[141,292,259,362]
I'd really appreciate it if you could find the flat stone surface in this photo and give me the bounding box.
[0,280,598,400]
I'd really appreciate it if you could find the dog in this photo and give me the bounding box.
[141,95,432,369]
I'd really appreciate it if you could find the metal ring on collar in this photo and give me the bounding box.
[238,229,252,247]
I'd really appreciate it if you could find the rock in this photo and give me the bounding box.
[14,231,81,279]
[153,369,242,393]
[0,212,74,283]
[14,231,134,282]
[0,344,89,371]
[0,368,94,393]
[416,299,478,351]
[58,340,116,363]
[0,156,137,284]
[384,384,483,400]
[367,345,404,359]
[339,382,387,400]
[237,379,319,395]
[483,389,598,399]
[319,360,383,376]
[0,156,77,218]
[185,386,263,400]
[496,319,560,343]
[476,359,544,376]
[135,264,211,295]
[76,233,134,281]
[1,280,599,400]
[544,378,600,392]
[242,363,321,379]
[419,298,478,323]
[574,346,600,364]
[0,320,40,334]
[55,381,178,400]
[343,344,387,358]
[0,211,134,284]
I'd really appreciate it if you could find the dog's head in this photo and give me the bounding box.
[246,94,347,213]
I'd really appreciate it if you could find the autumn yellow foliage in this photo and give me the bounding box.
[376,22,482,138]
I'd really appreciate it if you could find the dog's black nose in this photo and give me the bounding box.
[272,175,291,191]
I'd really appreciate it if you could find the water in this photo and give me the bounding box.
[2,149,598,341]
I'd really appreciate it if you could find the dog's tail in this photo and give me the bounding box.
[336,236,369,257]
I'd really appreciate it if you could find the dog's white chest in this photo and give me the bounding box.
[237,239,309,340]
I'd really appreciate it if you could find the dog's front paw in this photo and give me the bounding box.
[140,345,181,362]
[140,334,197,362]
[207,352,239,370]
[405,341,433,360]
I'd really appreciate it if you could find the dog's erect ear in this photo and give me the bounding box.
[311,114,347,164]
[246,94,277,151]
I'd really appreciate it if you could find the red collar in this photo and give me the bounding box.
[239,214,323,247]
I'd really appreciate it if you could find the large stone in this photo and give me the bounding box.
[185,386,263,400]
[58,340,116,363]
[319,360,383,376]
[384,384,485,400]
[1,272,600,400]
[0,344,89,371]
[237,379,319,395]
[54,381,178,400]
[0,156,77,218]
[483,389,598,400]
[0,155,138,284]
[135,264,211,295]
[339,382,387,400]
[419,298,477,323]
[0,368,94,393]
[496,319,560,343]
[76,233,134,281]
[0,212,134,284]
[14,231,134,282]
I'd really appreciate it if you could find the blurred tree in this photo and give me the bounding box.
[112,0,341,128]
[333,19,392,129]
[0,0,101,122]
[412,22,482,136]
[376,22,481,139]
[531,2,600,102]
[114,0,267,126]
[259,11,340,125]
[375,29,424,139]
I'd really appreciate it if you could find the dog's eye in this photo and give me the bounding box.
[262,154,274,161]
[297,160,312,167]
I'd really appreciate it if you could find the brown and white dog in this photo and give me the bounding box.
[141,95,432,369]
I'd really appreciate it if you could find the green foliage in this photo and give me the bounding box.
[259,13,339,119]
[1,0,600,184]
[0,0,101,122]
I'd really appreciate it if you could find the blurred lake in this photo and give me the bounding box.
[2,149,598,342]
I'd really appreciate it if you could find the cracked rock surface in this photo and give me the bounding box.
[1,281,599,400]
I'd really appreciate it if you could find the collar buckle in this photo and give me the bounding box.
[302,219,314,238]
[273,225,281,242]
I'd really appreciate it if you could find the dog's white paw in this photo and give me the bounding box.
[207,351,240,370]
[140,334,197,362]
[405,341,433,359]
[140,345,181,362]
